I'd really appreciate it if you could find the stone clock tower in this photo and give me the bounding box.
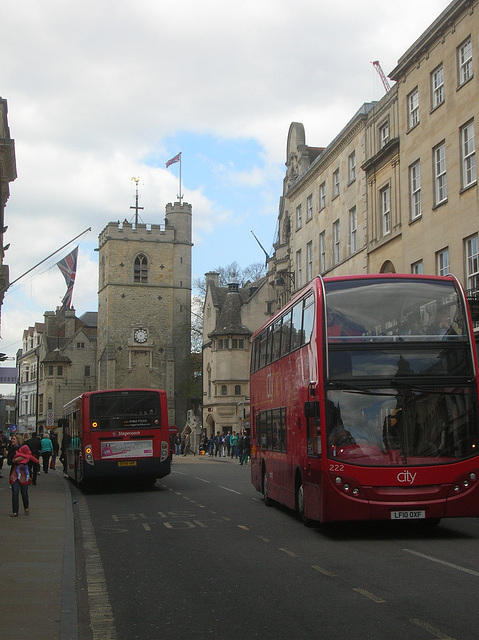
[96,201,192,426]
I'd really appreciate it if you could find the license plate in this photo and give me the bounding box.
[118,460,137,467]
[391,510,425,520]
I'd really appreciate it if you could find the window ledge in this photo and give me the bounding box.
[406,122,420,135]
[432,198,448,211]
[457,74,474,91]
[409,214,422,226]
[429,101,444,115]
[460,181,477,195]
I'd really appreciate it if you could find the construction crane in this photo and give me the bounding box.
[372,60,391,93]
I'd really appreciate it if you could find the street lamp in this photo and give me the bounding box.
[274,271,295,287]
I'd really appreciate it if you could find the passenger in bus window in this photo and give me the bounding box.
[427,308,457,337]
[402,312,424,336]
[329,424,356,447]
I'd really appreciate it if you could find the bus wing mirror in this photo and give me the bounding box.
[304,401,319,419]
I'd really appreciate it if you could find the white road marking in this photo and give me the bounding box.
[403,549,479,577]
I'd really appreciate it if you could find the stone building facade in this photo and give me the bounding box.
[97,201,192,427]
[387,0,478,283]
[202,273,270,436]
[269,0,478,308]
[16,309,97,435]
[0,98,16,311]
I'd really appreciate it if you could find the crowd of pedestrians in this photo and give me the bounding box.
[0,430,59,517]
[201,430,250,464]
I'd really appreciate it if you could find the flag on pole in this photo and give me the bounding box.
[166,152,181,168]
[57,246,78,312]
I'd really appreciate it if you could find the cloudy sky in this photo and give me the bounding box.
[1,0,451,368]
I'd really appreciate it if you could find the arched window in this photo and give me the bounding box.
[380,260,396,273]
[134,254,148,283]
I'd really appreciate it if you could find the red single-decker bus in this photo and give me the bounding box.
[62,388,171,486]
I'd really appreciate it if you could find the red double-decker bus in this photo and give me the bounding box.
[62,388,171,486]
[250,274,479,525]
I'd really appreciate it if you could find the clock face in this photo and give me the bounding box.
[134,328,148,343]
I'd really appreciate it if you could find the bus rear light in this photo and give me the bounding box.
[84,445,94,466]
[91,421,98,428]
[160,440,169,462]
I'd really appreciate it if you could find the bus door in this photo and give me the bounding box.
[303,388,322,520]
[305,400,321,457]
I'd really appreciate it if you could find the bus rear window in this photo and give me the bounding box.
[89,392,161,429]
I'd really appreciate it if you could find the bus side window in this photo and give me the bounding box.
[302,295,315,344]
[281,311,292,356]
[259,331,268,368]
[272,318,282,361]
[291,302,303,351]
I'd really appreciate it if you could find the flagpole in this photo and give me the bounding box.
[178,152,183,205]
[2,227,91,294]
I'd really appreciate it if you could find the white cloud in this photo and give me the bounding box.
[0,0,451,355]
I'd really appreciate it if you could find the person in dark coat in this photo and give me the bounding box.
[24,432,42,485]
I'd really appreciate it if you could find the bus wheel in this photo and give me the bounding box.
[295,476,313,527]
[263,468,273,507]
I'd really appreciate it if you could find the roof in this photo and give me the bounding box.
[42,348,71,364]
[78,312,98,327]
[207,277,267,338]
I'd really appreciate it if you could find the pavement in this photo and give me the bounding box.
[0,451,245,640]
[0,464,77,640]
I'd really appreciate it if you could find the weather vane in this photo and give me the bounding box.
[130,177,144,226]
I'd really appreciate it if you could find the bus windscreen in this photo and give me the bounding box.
[325,278,467,342]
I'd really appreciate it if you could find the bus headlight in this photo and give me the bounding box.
[449,470,478,496]
[330,473,363,498]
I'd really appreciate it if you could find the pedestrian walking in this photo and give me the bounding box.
[237,431,244,463]
[225,431,231,457]
[50,432,59,469]
[0,428,8,478]
[239,431,250,465]
[60,432,71,478]
[8,443,39,517]
[230,431,239,459]
[40,433,54,473]
[174,434,181,456]
[24,432,42,485]
[214,431,222,457]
